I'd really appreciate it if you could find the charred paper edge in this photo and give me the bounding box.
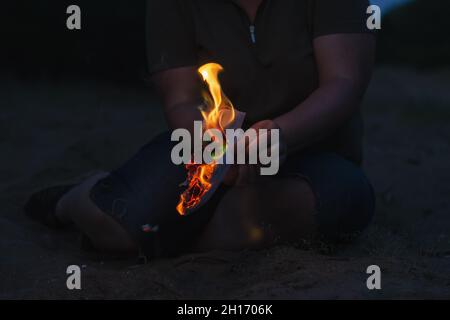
[183,111,246,215]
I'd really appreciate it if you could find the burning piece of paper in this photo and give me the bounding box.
[176,63,245,215]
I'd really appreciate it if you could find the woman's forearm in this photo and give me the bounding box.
[274,34,375,154]
[274,78,365,154]
[165,102,203,134]
[153,66,203,134]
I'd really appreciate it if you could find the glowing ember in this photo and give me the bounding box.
[176,63,236,215]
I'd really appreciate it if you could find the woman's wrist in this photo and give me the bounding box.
[272,118,289,160]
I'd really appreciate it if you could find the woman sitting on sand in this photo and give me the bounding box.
[25,0,376,258]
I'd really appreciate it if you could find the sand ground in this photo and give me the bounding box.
[1,66,450,299]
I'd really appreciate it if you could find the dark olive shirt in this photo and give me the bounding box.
[146,0,372,164]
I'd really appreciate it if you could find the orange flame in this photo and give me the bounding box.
[176,63,236,215]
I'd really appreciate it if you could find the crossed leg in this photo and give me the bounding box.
[55,172,138,255]
[55,173,316,255]
[194,177,317,251]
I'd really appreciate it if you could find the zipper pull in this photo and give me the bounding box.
[249,25,256,44]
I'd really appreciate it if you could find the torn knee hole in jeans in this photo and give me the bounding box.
[288,173,321,215]
[111,198,128,220]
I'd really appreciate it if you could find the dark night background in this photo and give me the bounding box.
[1,1,450,299]
[2,1,147,83]
[2,0,449,82]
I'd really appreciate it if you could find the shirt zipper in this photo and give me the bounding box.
[231,0,269,45]
[249,25,256,44]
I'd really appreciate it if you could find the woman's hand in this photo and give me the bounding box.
[223,119,287,186]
